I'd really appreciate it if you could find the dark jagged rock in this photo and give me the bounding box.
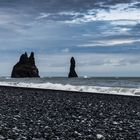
[19,52,28,64]
[68,57,78,78]
[29,52,35,66]
[11,52,40,78]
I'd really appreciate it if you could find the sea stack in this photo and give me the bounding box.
[68,57,78,78]
[11,52,40,78]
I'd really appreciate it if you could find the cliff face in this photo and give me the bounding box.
[68,57,78,78]
[11,52,40,78]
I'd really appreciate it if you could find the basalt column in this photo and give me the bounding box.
[68,57,78,78]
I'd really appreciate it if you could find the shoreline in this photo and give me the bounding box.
[0,85,139,97]
[0,85,140,139]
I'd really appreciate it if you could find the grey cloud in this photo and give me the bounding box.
[129,23,140,34]
[0,0,139,54]
[78,56,140,67]
[0,0,139,13]
[0,0,139,25]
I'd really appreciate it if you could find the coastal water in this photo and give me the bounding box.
[0,77,140,96]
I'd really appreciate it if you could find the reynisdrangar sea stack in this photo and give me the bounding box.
[68,57,78,78]
[11,52,40,78]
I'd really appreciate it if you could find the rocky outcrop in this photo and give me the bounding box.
[11,52,40,78]
[68,57,78,78]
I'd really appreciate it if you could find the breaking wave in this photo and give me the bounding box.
[0,81,140,96]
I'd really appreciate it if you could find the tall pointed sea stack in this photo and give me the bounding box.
[11,52,40,78]
[68,57,78,78]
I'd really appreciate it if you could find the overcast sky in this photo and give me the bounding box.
[0,0,140,77]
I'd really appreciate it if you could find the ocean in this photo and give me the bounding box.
[0,77,140,96]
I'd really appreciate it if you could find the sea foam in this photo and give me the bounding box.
[0,81,139,96]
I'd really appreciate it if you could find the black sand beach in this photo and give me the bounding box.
[0,86,140,140]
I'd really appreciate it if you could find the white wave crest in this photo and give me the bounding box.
[0,81,139,96]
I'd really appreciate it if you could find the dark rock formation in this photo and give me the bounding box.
[68,57,78,78]
[11,52,40,78]
[29,52,35,66]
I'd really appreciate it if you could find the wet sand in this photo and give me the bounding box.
[0,86,140,139]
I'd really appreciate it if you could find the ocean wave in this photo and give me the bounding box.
[0,81,140,96]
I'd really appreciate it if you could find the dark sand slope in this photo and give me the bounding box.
[0,86,140,139]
